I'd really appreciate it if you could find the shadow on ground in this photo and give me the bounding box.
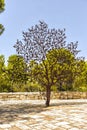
[0,104,47,124]
[0,101,87,124]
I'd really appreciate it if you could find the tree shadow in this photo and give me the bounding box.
[0,100,87,124]
[0,103,47,124]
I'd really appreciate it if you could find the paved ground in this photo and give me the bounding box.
[0,99,87,130]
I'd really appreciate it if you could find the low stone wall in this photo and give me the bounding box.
[51,92,87,99]
[0,92,87,100]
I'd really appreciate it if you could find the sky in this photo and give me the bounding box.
[0,0,87,63]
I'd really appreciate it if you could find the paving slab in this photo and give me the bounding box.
[0,99,87,130]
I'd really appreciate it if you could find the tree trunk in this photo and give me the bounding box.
[59,82,62,91]
[45,86,51,107]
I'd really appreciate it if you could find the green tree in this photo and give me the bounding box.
[0,55,4,72]
[0,55,10,92]
[84,62,87,85]
[73,60,87,91]
[7,55,28,92]
[46,48,76,91]
[0,0,5,35]
[0,0,4,12]
[30,48,81,105]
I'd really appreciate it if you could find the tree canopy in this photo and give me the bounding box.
[7,55,28,91]
[14,21,79,63]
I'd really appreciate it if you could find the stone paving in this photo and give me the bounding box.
[0,99,87,130]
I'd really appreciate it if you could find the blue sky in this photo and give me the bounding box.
[0,0,87,63]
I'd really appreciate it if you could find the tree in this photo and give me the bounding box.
[46,48,76,91]
[84,62,87,85]
[73,60,87,91]
[0,0,4,12]
[0,55,4,71]
[0,55,8,92]
[7,55,28,92]
[0,0,5,35]
[14,21,81,106]
[29,48,82,105]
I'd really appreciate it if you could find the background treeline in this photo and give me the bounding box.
[0,51,87,92]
